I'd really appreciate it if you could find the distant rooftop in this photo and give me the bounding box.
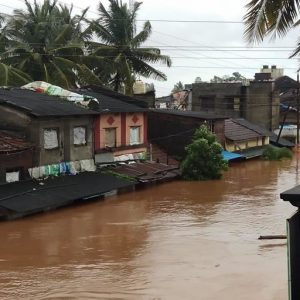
[151,109,228,120]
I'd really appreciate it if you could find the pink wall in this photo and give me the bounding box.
[126,112,145,145]
[99,113,122,148]
[95,112,147,151]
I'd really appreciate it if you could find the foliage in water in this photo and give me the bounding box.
[181,125,228,180]
[262,145,293,161]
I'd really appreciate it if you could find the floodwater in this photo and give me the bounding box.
[0,158,300,300]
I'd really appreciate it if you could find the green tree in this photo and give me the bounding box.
[210,72,245,83]
[244,0,300,56]
[172,81,184,93]
[90,0,171,95]
[181,125,228,180]
[0,13,31,86]
[1,0,101,88]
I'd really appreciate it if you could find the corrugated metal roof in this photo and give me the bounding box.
[0,88,99,117]
[0,172,134,215]
[82,85,149,109]
[0,130,32,153]
[74,89,147,113]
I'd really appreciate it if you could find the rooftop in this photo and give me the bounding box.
[0,130,33,153]
[225,119,269,141]
[74,88,147,113]
[0,88,98,117]
[151,109,228,120]
[82,85,149,109]
[0,172,134,219]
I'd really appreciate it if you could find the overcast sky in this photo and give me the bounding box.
[2,0,300,96]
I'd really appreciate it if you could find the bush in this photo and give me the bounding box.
[262,145,293,160]
[181,125,228,180]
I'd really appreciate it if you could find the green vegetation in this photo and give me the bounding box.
[181,125,228,180]
[172,81,184,93]
[244,0,300,56]
[262,145,293,161]
[0,0,171,90]
[210,72,245,83]
[90,0,171,95]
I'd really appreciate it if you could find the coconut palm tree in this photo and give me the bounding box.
[1,0,101,88]
[244,0,300,56]
[90,0,171,95]
[0,13,32,86]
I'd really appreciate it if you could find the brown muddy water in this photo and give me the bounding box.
[1,157,300,300]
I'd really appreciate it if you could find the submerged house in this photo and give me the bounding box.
[0,88,97,176]
[224,118,271,159]
[74,87,149,164]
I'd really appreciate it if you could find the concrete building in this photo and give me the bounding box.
[0,88,97,167]
[259,65,284,80]
[191,80,280,130]
[76,87,148,164]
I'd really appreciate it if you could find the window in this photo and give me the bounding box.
[73,126,86,145]
[234,97,240,111]
[104,128,116,148]
[44,128,59,149]
[6,169,20,183]
[130,126,141,145]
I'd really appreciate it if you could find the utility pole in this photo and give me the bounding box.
[297,70,300,146]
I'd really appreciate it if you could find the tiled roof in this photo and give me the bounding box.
[0,88,98,117]
[232,118,272,137]
[226,118,294,147]
[225,119,263,141]
[0,131,32,153]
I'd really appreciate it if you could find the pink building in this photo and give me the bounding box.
[76,87,148,164]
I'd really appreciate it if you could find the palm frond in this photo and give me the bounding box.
[130,57,167,81]
[132,48,172,67]
[244,0,300,43]
[0,62,31,86]
[244,0,269,43]
[131,21,152,47]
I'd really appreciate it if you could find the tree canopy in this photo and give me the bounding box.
[172,81,184,93]
[90,0,171,95]
[0,0,102,88]
[181,125,228,180]
[244,0,300,56]
[0,0,171,91]
[210,72,245,83]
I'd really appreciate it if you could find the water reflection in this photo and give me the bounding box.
[0,157,298,299]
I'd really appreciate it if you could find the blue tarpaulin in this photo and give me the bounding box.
[222,150,244,161]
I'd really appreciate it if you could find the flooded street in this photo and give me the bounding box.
[0,158,299,300]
